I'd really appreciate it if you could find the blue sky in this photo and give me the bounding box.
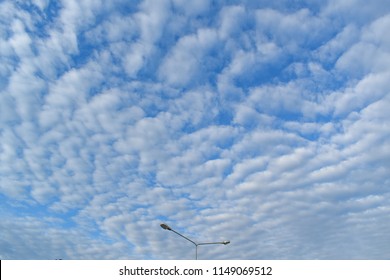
[1,0,390,260]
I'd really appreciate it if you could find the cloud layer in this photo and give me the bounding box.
[1,0,389,259]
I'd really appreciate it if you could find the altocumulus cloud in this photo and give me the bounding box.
[0,0,389,260]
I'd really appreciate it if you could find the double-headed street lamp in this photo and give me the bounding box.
[160,223,230,260]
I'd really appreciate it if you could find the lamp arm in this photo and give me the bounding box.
[198,241,230,246]
[170,229,197,247]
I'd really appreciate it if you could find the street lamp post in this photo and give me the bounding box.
[160,223,230,260]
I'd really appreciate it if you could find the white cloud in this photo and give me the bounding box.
[324,72,389,117]
[9,19,34,58]
[136,0,171,43]
[315,24,360,65]
[0,215,130,259]
[31,0,49,11]
[324,0,390,25]
[256,8,330,50]
[218,5,247,39]
[335,14,390,78]
[158,28,219,86]
[172,0,211,17]
[123,43,148,77]
[260,84,303,114]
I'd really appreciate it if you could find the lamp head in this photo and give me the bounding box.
[222,241,230,245]
[160,223,172,230]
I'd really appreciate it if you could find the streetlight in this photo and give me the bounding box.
[160,223,230,260]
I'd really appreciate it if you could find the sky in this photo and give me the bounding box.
[0,0,390,260]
